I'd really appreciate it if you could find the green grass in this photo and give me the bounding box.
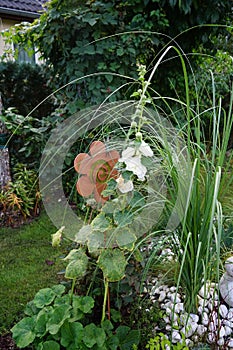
[0,211,68,334]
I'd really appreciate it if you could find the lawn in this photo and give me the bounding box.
[0,212,68,334]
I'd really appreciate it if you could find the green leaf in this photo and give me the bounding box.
[87,230,105,252]
[65,257,88,279]
[64,248,89,279]
[60,321,83,347]
[97,249,127,282]
[128,191,145,209]
[116,48,124,56]
[33,288,56,308]
[51,284,66,296]
[83,44,95,54]
[105,74,113,83]
[133,248,143,262]
[91,213,112,232]
[102,199,122,214]
[39,340,60,350]
[35,308,51,337]
[106,335,120,350]
[83,323,106,348]
[101,319,114,333]
[24,300,40,316]
[122,171,133,181]
[75,225,92,244]
[116,227,136,250]
[73,295,94,314]
[11,317,36,348]
[54,294,70,306]
[46,304,71,335]
[116,326,140,350]
[114,210,133,228]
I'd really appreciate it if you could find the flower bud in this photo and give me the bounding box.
[136,132,143,141]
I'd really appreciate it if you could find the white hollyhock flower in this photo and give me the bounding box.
[119,141,153,181]
[119,149,146,181]
[116,175,134,193]
[139,140,153,157]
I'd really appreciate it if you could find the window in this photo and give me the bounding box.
[14,44,35,64]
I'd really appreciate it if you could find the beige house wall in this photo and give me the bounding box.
[0,18,18,57]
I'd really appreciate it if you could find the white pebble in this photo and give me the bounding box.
[219,325,226,338]
[171,330,181,343]
[207,332,216,344]
[217,337,225,346]
[158,291,166,302]
[196,324,207,337]
[174,302,184,313]
[224,325,232,336]
[209,321,217,332]
[185,339,194,347]
[181,322,197,338]
[228,310,233,321]
[202,312,209,326]
[190,313,199,323]
[170,293,181,303]
[220,304,228,318]
[169,312,178,322]
[166,324,172,331]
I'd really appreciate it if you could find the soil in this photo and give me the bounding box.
[0,334,19,350]
[0,210,39,229]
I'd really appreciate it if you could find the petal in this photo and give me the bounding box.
[76,176,94,197]
[79,155,95,175]
[119,147,135,162]
[74,153,89,173]
[124,156,147,180]
[139,141,153,157]
[116,175,134,193]
[89,141,106,156]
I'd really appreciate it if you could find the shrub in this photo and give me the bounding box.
[0,61,54,118]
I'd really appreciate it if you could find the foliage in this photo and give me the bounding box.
[145,332,188,349]
[11,284,140,349]
[4,0,232,113]
[167,63,233,312]
[0,164,41,224]
[187,49,233,141]
[1,107,64,169]
[0,61,54,118]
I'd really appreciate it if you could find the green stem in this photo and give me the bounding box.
[101,278,109,323]
[70,278,76,304]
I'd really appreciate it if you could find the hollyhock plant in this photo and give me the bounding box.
[74,140,120,204]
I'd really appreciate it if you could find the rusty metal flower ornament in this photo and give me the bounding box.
[74,141,120,204]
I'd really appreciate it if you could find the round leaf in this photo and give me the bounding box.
[11,317,36,348]
[65,251,89,279]
[97,249,127,282]
[33,288,56,308]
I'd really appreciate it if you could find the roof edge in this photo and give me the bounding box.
[0,7,42,19]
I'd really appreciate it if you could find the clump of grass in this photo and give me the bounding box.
[0,211,68,334]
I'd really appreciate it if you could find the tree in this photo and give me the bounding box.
[4,0,233,113]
